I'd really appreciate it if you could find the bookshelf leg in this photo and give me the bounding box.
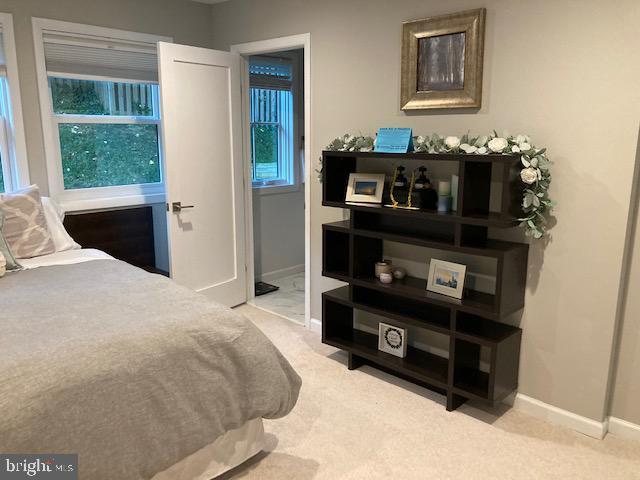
[348,353,365,370]
[447,392,468,411]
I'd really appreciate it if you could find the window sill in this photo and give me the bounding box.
[57,189,165,213]
[252,182,300,196]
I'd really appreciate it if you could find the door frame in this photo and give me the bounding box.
[231,33,311,328]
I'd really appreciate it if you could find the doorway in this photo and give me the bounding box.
[231,35,311,327]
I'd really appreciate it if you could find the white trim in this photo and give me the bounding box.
[608,417,640,441]
[60,192,165,213]
[0,13,29,189]
[255,182,300,195]
[309,317,322,334]
[232,33,311,329]
[506,393,608,439]
[32,17,172,47]
[246,300,305,326]
[258,263,304,284]
[31,17,171,211]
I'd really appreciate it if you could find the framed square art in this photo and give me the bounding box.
[401,8,486,110]
[345,173,386,204]
[427,259,467,299]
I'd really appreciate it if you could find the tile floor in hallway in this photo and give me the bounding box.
[252,272,305,324]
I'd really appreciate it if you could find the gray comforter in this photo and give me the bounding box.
[0,260,301,479]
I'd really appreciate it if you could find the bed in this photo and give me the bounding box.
[0,250,301,480]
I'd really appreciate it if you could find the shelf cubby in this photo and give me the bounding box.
[321,150,527,412]
[322,226,350,280]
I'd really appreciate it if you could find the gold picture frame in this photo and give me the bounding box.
[401,8,486,110]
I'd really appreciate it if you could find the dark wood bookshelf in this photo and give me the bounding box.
[321,150,528,411]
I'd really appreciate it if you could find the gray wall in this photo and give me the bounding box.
[610,146,640,425]
[0,0,213,272]
[210,0,640,422]
[253,186,305,280]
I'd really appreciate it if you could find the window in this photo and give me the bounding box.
[0,15,29,193]
[33,18,171,209]
[0,77,12,193]
[49,77,161,190]
[250,56,298,190]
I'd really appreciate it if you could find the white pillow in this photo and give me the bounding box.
[42,197,81,252]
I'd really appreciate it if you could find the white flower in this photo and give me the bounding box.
[460,143,477,154]
[519,142,531,151]
[515,134,528,144]
[445,136,460,149]
[477,146,488,154]
[511,145,520,153]
[488,137,508,152]
[520,167,538,184]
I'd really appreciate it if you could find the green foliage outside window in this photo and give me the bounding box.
[50,77,160,189]
[59,124,160,189]
[50,77,155,116]
[252,124,279,180]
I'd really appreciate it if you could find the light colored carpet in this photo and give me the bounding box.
[222,305,640,480]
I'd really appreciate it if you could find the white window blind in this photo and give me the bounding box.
[249,55,292,91]
[42,30,158,81]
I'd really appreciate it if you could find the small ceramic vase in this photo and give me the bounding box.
[375,260,392,278]
[392,267,407,280]
[379,272,393,284]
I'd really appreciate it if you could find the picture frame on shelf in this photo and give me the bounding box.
[427,259,467,299]
[345,173,386,204]
[378,322,408,358]
[401,8,486,110]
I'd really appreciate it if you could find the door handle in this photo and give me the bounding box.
[171,201,195,213]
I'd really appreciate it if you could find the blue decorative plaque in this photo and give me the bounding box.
[374,128,414,153]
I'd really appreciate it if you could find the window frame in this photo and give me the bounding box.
[0,12,30,192]
[32,18,171,211]
[250,53,301,195]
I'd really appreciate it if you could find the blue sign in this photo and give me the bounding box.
[374,128,414,153]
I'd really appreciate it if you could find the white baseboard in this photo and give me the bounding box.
[309,317,322,334]
[258,264,304,284]
[305,317,628,441]
[608,417,640,441]
[507,393,607,439]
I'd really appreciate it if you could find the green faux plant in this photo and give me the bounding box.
[324,131,555,239]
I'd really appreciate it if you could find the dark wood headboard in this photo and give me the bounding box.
[63,206,157,272]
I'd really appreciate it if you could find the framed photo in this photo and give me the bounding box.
[345,173,386,204]
[401,8,486,110]
[378,322,407,358]
[427,259,467,299]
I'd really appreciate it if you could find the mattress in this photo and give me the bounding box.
[1,255,301,479]
[152,418,265,480]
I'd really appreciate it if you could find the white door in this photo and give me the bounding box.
[158,42,246,307]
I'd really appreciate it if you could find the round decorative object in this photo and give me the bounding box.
[392,267,407,280]
[379,272,393,284]
[384,327,403,350]
[375,261,392,278]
